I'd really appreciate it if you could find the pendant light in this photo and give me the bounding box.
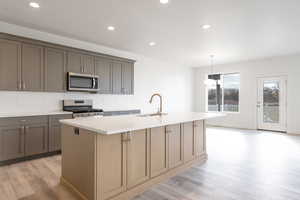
[204,55,216,86]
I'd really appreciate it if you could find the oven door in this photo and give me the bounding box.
[68,72,99,92]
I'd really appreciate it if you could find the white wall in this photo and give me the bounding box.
[194,54,300,134]
[0,21,194,114]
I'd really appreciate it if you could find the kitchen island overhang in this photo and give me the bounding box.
[60,112,224,200]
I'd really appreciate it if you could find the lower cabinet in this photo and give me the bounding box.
[167,124,183,169]
[100,134,127,200]
[150,126,168,178]
[0,125,24,161]
[0,114,72,163]
[126,129,150,189]
[183,122,195,163]
[194,120,205,156]
[24,123,48,156]
[62,120,207,200]
[49,114,72,151]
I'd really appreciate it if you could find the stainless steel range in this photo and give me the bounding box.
[63,99,103,118]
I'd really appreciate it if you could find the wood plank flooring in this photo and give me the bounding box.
[1,127,300,200]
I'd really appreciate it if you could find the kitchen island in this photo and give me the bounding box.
[60,112,224,200]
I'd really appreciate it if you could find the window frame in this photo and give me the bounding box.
[205,72,240,114]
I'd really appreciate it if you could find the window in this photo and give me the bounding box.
[207,73,240,112]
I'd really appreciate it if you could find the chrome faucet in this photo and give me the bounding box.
[149,93,163,114]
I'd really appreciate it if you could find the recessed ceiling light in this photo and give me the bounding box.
[29,2,40,8]
[202,24,211,30]
[107,26,115,31]
[149,42,156,46]
[160,0,169,4]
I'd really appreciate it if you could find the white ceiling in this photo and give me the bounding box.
[0,0,300,67]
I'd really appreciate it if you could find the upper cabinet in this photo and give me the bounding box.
[67,52,95,74]
[112,61,123,94]
[112,61,134,95]
[21,43,44,91]
[44,48,66,92]
[0,33,135,94]
[67,51,82,74]
[122,62,134,95]
[95,57,112,94]
[0,39,21,91]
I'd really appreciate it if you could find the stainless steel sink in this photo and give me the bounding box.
[138,113,168,117]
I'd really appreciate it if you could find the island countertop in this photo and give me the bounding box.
[60,112,225,135]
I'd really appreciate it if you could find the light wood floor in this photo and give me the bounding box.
[1,127,300,200]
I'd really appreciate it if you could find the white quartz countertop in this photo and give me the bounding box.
[0,111,73,118]
[60,112,225,135]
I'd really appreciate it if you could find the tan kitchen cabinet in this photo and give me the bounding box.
[167,124,183,169]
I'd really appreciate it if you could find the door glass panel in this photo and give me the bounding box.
[263,80,280,123]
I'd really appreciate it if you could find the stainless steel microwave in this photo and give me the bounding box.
[67,72,99,92]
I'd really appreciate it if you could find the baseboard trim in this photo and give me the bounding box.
[61,177,89,200]
[0,150,61,166]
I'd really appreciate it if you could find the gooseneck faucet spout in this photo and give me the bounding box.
[149,93,163,114]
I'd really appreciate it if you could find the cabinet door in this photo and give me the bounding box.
[44,48,66,92]
[67,51,83,73]
[121,62,134,94]
[194,120,205,156]
[127,130,150,189]
[167,124,183,169]
[183,122,195,162]
[49,125,61,152]
[100,134,126,199]
[21,43,44,91]
[0,39,21,91]
[83,55,95,74]
[25,124,48,156]
[0,126,24,161]
[150,127,168,178]
[95,57,112,94]
[112,61,122,94]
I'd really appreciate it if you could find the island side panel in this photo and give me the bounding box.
[61,125,97,200]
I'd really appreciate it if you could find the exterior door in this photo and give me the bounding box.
[257,76,287,132]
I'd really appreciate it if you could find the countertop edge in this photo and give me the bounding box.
[60,113,226,135]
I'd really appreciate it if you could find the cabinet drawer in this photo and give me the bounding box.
[0,116,48,126]
[49,114,72,126]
